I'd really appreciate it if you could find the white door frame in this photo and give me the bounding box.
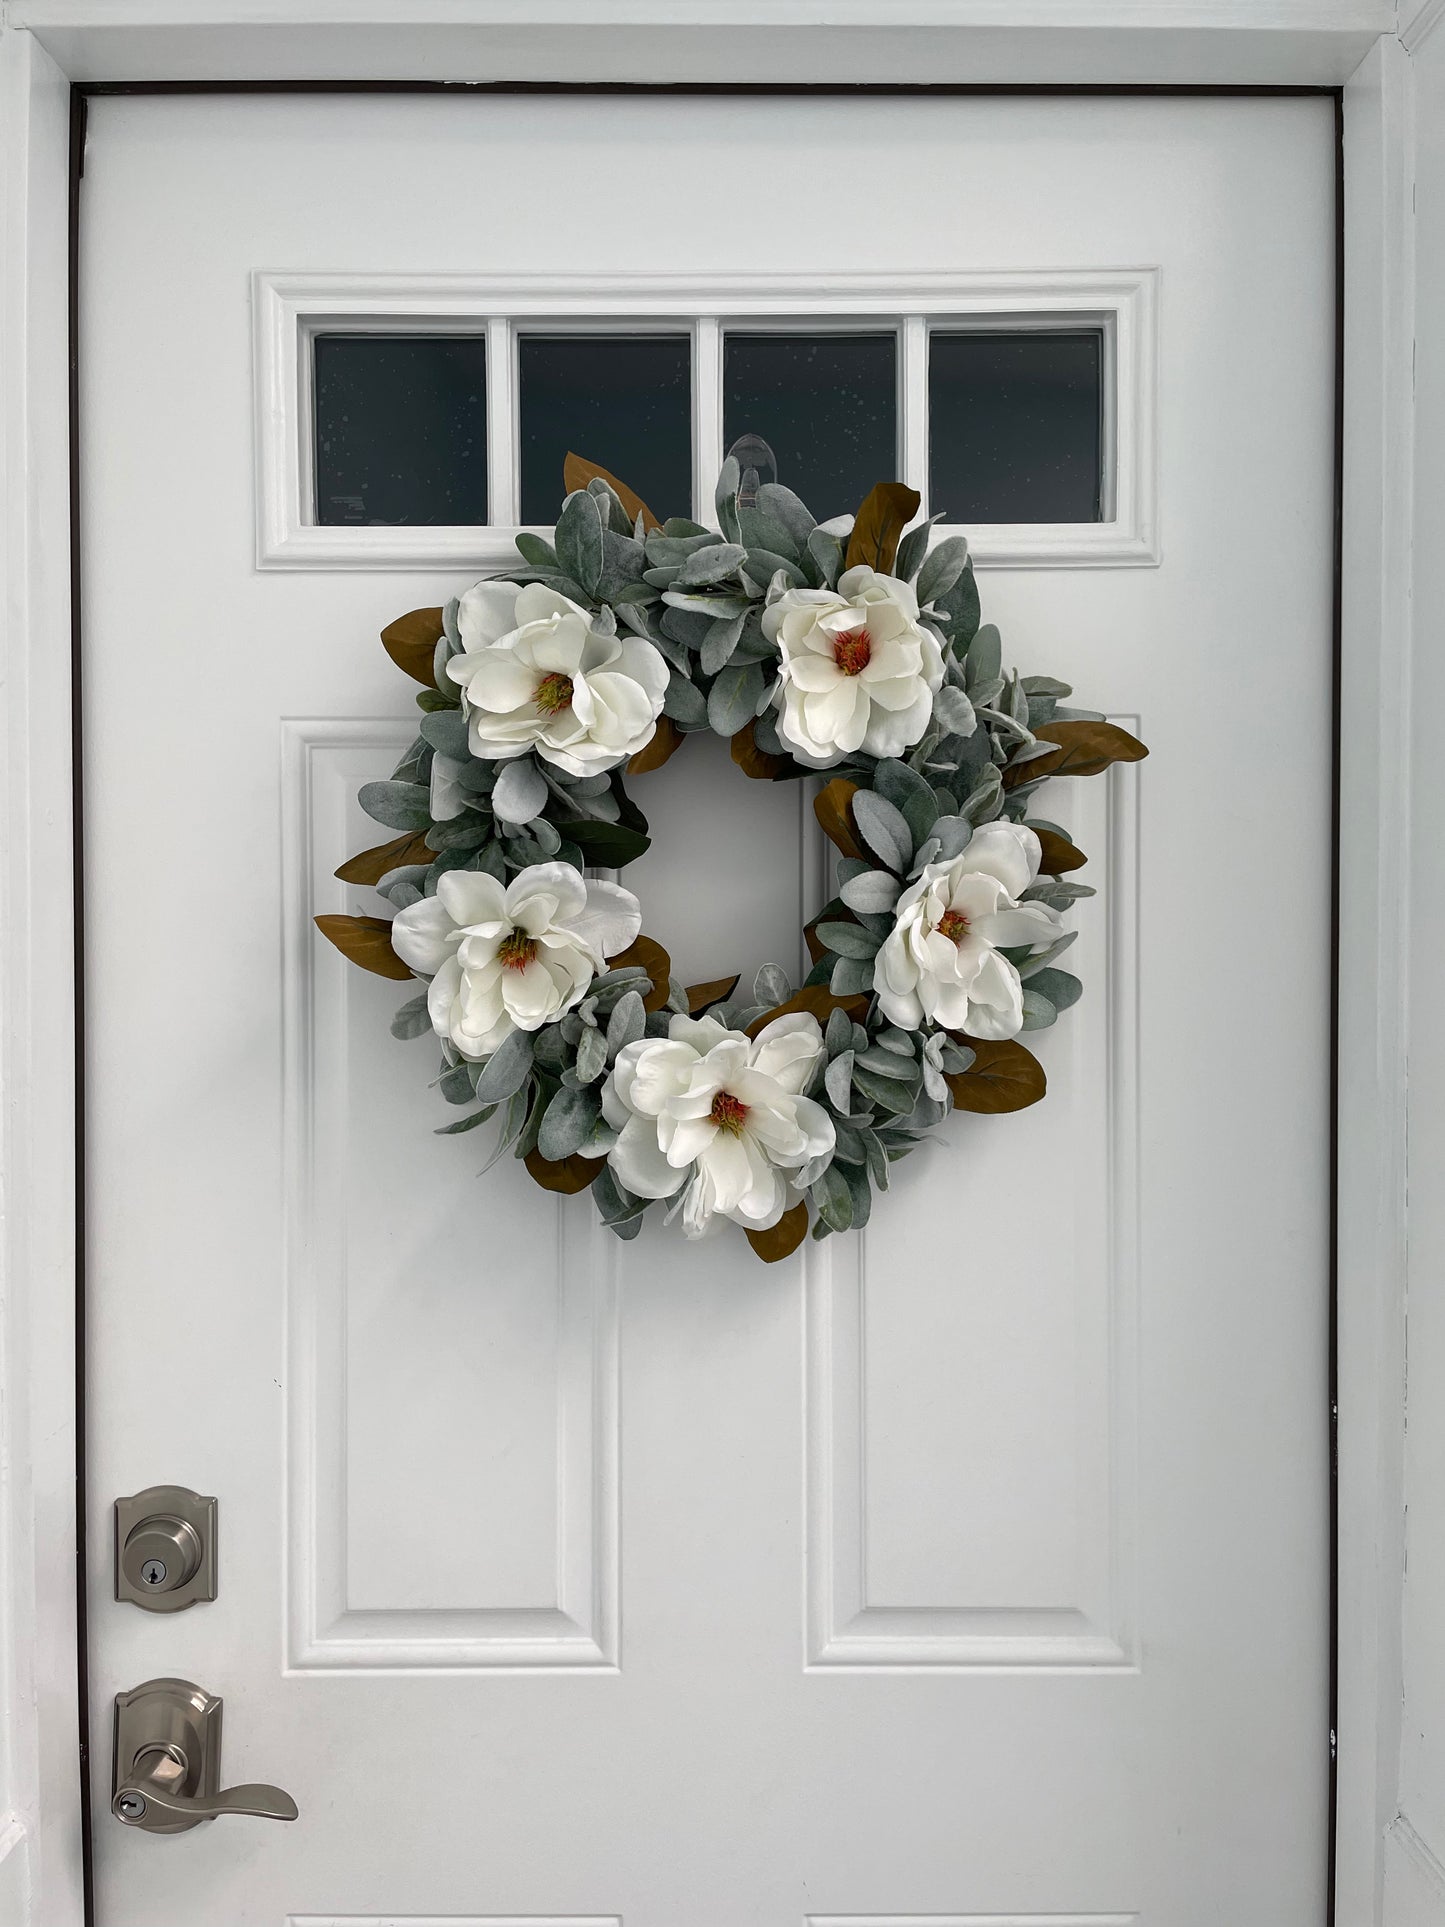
[0,10,1422,1924]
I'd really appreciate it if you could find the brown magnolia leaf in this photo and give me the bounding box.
[745,984,870,1040]
[746,1201,810,1265]
[563,451,660,532]
[1003,720,1149,789]
[314,913,414,982]
[1032,826,1088,876]
[381,606,445,687]
[524,1148,607,1196]
[814,778,865,862]
[731,719,790,781]
[627,715,685,774]
[686,974,741,1013]
[944,1034,1047,1114]
[611,933,673,1013]
[335,831,435,886]
[843,481,922,574]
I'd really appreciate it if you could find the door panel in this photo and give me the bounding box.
[81,92,1334,1925]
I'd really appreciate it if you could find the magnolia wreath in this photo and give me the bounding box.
[318,453,1148,1264]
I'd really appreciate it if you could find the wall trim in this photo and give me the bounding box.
[0,24,86,1927]
[1333,31,1414,1927]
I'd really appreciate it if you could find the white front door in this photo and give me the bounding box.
[81,90,1335,1925]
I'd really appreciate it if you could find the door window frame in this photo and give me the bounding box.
[258,269,1152,569]
[0,29,1414,1927]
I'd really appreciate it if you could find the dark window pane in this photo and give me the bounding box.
[724,332,897,520]
[929,331,1103,523]
[519,334,692,526]
[312,333,487,526]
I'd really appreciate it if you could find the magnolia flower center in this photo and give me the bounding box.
[709,1090,750,1136]
[832,626,873,677]
[937,908,972,944]
[497,929,540,972]
[533,671,575,717]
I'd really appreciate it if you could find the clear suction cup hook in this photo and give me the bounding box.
[727,433,777,510]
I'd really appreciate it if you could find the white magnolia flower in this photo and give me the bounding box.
[602,1012,835,1239]
[874,821,1063,1039]
[446,580,669,779]
[390,862,641,1061]
[762,564,944,768]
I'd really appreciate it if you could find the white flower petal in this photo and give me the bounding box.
[568,880,643,964]
[975,903,1062,948]
[662,1112,720,1167]
[505,861,587,931]
[694,1129,755,1213]
[610,1114,685,1199]
[667,1014,734,1053]
[617,1038,700,1119]
[965,947,1025,1039]
[524,616,591,677]
[959,821,1041,898]
[748,1012,826,1093]
[425,954,465,1036]
[513,583,592,627]
[500,958,563,1025]
[389,895,459,976]
[455,650,540,714]
[861,687,934,758]
[436,869,509,930]
[455,579,523,652]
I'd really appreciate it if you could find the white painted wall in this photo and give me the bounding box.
[1387,7,1445,1920]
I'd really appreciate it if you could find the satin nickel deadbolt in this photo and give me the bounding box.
[112,1678,298,1834]
[114,1485,216,1611]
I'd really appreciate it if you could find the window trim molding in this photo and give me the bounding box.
[253,266,1159,572]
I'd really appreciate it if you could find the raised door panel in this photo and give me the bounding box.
[284,725,619,1669]
[807,761,1137,1669]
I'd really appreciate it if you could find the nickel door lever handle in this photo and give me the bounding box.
[112,1677,299,1834]
[114,1743,297,1826]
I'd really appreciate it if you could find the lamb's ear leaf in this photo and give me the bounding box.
[627,716,685,774]
[747,1200,810,1265]
[731,719,792,781]
[944,1034,1046,1113]
[524,1148,608,1195]
[563,451,660,533]
[1004,720,1148,788]
[1031,826,1088,876]
[744,984,870,1040]
[314,914,414,981]
[814,778,865,862]
[843,482,922,574]
[381,607,446,687]
[804,904,867,965]
[610,934,673,1014]
[335,831,435,885]
[686,974,741,1013]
